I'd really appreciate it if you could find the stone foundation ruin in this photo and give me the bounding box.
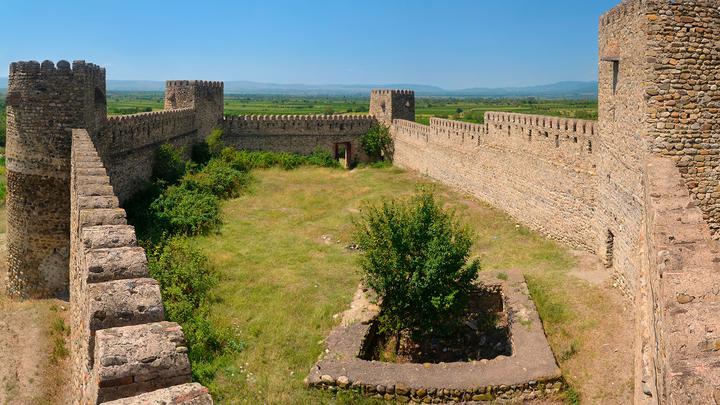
[305,270,563,403]
[5,0,720,403]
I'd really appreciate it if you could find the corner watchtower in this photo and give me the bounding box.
[5,60,106,298]
[370,89,415,126]
[164,80,224,140]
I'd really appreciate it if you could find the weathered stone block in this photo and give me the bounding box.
[93,322,192,403]
[99,383,213,404]
[84,247,149,283]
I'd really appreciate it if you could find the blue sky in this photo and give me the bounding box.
[1,0,620,88]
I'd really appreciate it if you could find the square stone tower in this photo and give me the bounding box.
[369,89,415,126]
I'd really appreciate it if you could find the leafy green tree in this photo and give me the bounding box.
[354,189,479,353]
[360,124,392,161]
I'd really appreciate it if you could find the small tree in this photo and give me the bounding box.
[354,189,479,353]
[360,124,392,161]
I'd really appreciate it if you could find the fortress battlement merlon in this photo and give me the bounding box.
[9,59,106,76]
[165,80,223,88]
[223,113,376,123]
[485,112,597,135]
[370,89,415,95]
[599,0,644,27]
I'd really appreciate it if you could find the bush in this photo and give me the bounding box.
[151,185,221,236]
[123,181,164,242]
[207,128,225,157]
[219,148,340,171]
[147,237,242,384]
[360,124,392,160]
[354,189,479,349]
[183,159,250,199]
[149,237,217,323]
[153,144,187,184]
[307,148,340,168]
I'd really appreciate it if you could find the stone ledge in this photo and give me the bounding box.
[93,322,192,403]
[100,383,213,404]
[84,247,149,283]
[82,225,138,249]
[79,208,127,228]
[87,278,164,332]
[306,270,562,402]
[79,195,121,210]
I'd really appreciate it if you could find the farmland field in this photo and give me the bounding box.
[0,94,598,145]
[105,92,598,123]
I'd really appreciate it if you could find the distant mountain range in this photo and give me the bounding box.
[0,78,597,99]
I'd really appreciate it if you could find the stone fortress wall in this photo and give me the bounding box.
[392,113,598,251]
[70,128,211,403]
[222,114,376,164]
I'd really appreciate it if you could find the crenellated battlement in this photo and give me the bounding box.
[105,107,195,125]
[9,59,105,76]
[485,112,597,136]
[224,113,375,123]
[370,89,415,95]
[599,0,644,27]
[165,80,223,88]
[430,117,485,134]
[69,128,211,404]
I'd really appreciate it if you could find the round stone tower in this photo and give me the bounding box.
[5,60,106,298]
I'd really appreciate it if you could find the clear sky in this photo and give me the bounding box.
[1,0,621,88]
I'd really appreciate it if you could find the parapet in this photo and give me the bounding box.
[599,0,644,27]
[166,80,223,89]
[9,59,105,77]
[69,129,211,403]
[370,89,415,95]
[224,114,376,123]
[484,112,597,136]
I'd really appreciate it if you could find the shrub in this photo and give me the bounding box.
[147,237,241,384]
[153,144,186,184]
[0,181,6,207]
[219,148,340,171]
[307,148,340,168]
[123,181,164,242]
[151,185,221,236]
[192,143,212,167]
[360,124,392,160]
[354,189,479,350]
[207,128,225,157]
[149,237,217,323]
[183,159,250,199]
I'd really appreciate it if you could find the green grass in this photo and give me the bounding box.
[191,166,584,403]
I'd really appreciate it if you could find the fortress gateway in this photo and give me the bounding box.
[4,0,720,403]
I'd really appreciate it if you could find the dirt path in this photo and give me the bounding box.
[0,235,70,405]
[559,250,635,404]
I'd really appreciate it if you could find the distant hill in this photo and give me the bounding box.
[0,77,597,99]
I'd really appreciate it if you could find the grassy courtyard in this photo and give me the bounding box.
[191,165,632,404]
